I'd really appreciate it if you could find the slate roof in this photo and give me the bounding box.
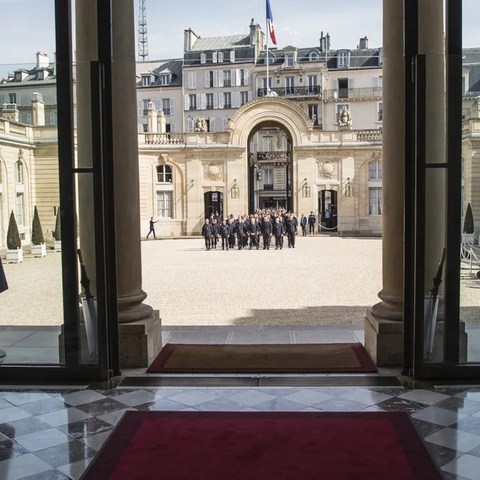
[136,59,184,87]
[0,63,56,88]
[190,35,251,51]
[463,48,480,94]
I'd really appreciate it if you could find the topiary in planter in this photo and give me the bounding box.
[463,203,474,234]
[7,211,21,250]
[53,207,61,241]
[31,206,45,245]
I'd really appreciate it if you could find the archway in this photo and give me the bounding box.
[228,97,314,214]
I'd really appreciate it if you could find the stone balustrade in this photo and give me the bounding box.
[144,133,185,145]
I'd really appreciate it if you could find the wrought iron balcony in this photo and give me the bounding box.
[324,87,383,100]
[257,85,321,98]
[257,151,291,163]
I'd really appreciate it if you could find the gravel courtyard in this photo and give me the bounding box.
[2,235,479,328]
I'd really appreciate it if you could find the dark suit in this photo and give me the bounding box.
[202,223,213,250]
[261,220,273,249]
[0,257,8,293]
[300,216,307,236]
[308,214,316,234]
[285,219,297,247]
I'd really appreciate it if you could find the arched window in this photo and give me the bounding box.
[15,161,24,184]
[368,160,382,216]
[309,52,319,61]
[157,165,172,183]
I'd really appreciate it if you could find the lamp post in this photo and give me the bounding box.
[231,179,239,199]
[345,177,353,197]
[302,178,311,198]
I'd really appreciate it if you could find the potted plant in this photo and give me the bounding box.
[53,207,61,252]
[31,206,47,257]
[462,203,475,245]
[6,211,23,263]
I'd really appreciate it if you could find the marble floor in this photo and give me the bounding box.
[2,324,480,365]
[0,385,480,479]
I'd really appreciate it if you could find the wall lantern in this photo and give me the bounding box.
[302,178,311,198]
[231,179,239,199]
[345,177,353,197]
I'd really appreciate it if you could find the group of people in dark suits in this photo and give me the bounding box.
[201,209,307,251]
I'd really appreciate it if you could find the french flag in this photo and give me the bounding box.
[266,0,277,45]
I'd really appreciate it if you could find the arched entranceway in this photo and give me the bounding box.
[228,97,314,214]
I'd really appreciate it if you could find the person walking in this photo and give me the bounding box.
[272,217,284,250]
[201,218,213,250]
[220,220,231,250]
[300,214,307,236]
[147,217,157,239]
[308,211,316,235]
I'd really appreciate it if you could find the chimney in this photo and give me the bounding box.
[359,36,368,49]
[147,101,158,133]
[250,19,256,46]
[32,92,45,126]
[320,31,326,53]
[184,28,199,52]
[326,33,331,52]
[36,52,49,69]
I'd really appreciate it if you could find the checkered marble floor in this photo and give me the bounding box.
[0,386,480,479]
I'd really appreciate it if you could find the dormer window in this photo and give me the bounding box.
[15,72,22,82]
[337,50,351,68]
[159,74,171,86]
[142,75,151,86]
[309,52,319,62]
[286,54,294,67]
[37,70,44,81]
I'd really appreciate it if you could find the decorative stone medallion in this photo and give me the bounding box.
[202,161,224,182]
[317,159,339,180]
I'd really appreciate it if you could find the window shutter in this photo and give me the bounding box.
[138,100,143,116]
[210,118,216,132]
[3,93,8,104]
[193,72,197,89]
[213,52,218,63]
[218,72,224,87]
[170,98,175,115]
[236,69,241,86]
[222,117,229,132]
[16,93,21,106]
[200,93,207,110]
[187,118,194,132]
[231,69,236,86]
[205,71,210,88]
[332,78,339,91]
[185,94,190,110]
[213,92,219,109]
[348,78,354,89]
[201,53,206,64]
[27,113,32,125]
[171,123,176,133]
[236,91,241,109]
[248,91,253,102]
[218,52,224,62]
[155,99,162,111]
[213,70,219,88]
[372,76,379,88]
[244,69,249,86]
[230,50,235,62]
[218,92,224,109]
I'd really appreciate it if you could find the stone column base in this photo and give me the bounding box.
[119,310,162,368]
[364,309,404,367]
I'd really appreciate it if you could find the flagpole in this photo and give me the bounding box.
[266,1,269,96]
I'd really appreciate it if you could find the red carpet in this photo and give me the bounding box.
[82,412,442,480]
[147,343,378,373]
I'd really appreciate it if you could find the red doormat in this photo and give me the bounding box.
[147,343,378,373]
[82,412,442,480]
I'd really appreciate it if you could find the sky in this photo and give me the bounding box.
[0,0,480,79]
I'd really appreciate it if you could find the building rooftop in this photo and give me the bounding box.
[190,34,251,52]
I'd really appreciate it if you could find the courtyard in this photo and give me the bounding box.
[0,236,479,363]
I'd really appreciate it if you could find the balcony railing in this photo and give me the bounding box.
[145,133,185,145]
[257,151,291,162]
[258,85,321,98]
[324,87,383,100]
[356,130,383,142]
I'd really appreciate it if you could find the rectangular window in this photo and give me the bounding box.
[159,75,170,86]
[338,51,351,68]
[26,112,32,125]
[308,75,318,93]
[286,54,294,67]
[263,169,274,190]
[156,191,173,218]
[265,136,273,152]
[16,193,24,225]
[308,105,319,125]
[369,161,382,180]
[286,77,295,94]
[377,102,383,122]
[143,124,148,132]
[162,98,171,115]
[143,99,150,116]
[206,93,214,109]
[369,187,382,216]
[209,71,214,88]
[240,69,246,86]
[50,111,57,126]
[223,70,231,87]
[224,92,232,109]
[241,92,249,106]
[338,78,349,98]
[8,93,17,104]
[142,76,151,86]
[189,94,197,110]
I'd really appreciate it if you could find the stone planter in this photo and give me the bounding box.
[31,243,47,258]
[54,240,62,252]
[6,248,23,263]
